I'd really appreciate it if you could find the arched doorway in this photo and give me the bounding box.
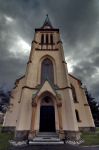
[39,96,55,132]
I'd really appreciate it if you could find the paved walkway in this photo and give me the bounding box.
[82,146,99,150]
[9,144,99,150]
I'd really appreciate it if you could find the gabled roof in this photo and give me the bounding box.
[69,74,82,84]
[37,80,56,96]
[32,80,57,99]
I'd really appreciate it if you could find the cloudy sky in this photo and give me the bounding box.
[0,0,99,101]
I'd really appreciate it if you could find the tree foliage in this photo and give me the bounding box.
[85,87,99,127]
[0,87,10,113]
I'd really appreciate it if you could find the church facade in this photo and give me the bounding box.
[3,16,95,141]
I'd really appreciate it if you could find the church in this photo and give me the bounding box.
[3,16,95,142]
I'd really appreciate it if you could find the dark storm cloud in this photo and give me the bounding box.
[41,0,99,46]
[0,27,27,88]
[0,0,40,43]
[0,57,27,87]
[0,8,29,88]
[72,61,97,81]
[0,0,99,101]
[72,46,99,100]
[88,47,99,67]
[90,83,99,100]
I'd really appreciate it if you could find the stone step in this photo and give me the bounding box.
[29,141,64,145]
[31,132,60,144]
[36,134,58,137]
[33,137,60,142]
[36,132,59,137]
[37,132,58,135]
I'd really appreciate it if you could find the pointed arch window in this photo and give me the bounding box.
[75,109,81,122]
[41,58,54,84]
[71,84,78,103]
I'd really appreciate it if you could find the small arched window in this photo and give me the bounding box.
[41,58,54,84]
[71,84,78,103]
[50,34,53,44]
[41,34,44,44]
[46,34,48,44]
[75,109,81,122]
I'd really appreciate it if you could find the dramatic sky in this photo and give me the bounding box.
[0,0,99,101]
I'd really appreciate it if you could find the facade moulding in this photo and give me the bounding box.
[39,43,55,45]
[35,48,58,51]
[62,60,67,64]
[22,86,38,90]
[57,40,63,44]
[32,40,38,44]
[27,60,32,64]
[56,86,71,90]
[84,104,89,106]
[35,28,59,32]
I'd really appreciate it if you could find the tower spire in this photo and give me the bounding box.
[42,15,53,29]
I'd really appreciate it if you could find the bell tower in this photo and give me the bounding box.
[25,15,69,87]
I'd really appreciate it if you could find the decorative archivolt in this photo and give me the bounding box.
[32,91,62,108]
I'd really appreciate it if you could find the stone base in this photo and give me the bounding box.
[1,126,15,133]
[58,130,65,140]
[28,131,37,140]
[64,131,81,141]
[15,130,29,141]
[79,127,96,132]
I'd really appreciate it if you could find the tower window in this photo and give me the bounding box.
[41,34,44,44]
[71,84,78,103]
[46,34,48,44]
[75,110,81,122]
[50,34,53,44]
[41,58,54,84]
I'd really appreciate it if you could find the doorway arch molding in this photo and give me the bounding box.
[32,90,62,107]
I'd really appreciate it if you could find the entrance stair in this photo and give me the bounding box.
[29,132,63,145]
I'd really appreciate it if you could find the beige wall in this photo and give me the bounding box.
[3,28,95,134]
[69,75,95,128]
[3,77,25,127]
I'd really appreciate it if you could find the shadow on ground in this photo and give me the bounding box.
[9,144,99,150]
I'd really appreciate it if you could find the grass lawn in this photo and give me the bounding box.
[81,128,99,146]
[0,125,14,150]
[96,127,99,132]
[0,125,99,149]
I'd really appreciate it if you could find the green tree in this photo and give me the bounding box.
[85,87,99,127]
[0,87,10,113]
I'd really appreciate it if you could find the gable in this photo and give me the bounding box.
[37,80,56,97]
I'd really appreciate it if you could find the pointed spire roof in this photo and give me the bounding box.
[41,14,53,29]
[35,15,59,32]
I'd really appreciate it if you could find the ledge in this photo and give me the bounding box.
[35,48,58,51]
[84,104,89,106]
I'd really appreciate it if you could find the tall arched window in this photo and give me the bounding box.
[75,109,81,122]
[46,34,48,44]
[41,58,54,84]
[71,84,78,103]
[41,34,44,44]
[50,34,53,44]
